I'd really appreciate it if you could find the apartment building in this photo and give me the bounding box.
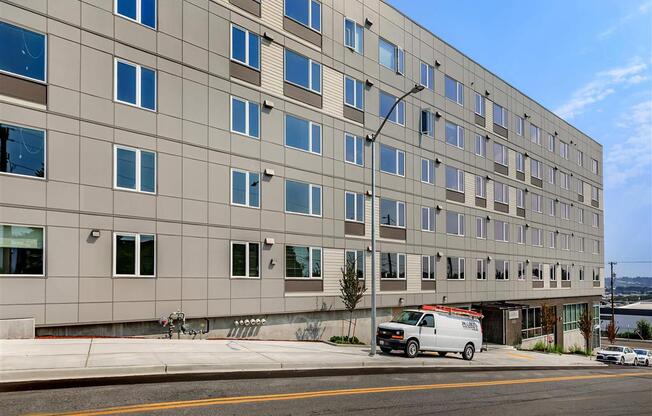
[0,0,604,349]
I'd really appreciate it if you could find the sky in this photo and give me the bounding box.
[387,0,652,278]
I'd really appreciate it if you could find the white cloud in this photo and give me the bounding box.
[554,59,648,120]
[598,0,652,39]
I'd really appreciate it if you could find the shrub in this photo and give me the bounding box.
[568,344,591,356]
[529,340,563,354]
[329,335,362,344]
[636,320,652,340]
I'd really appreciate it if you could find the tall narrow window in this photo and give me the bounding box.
[114,58,156,110]
[475,175,486,198]
[379,38,403,74]
[530,124,541,145]
[591,158,599,174]
[422,256,436,280]
[344,18,364,54]
[445,121,464,148]
[559,141,569,159]
[285,49,321,94]
[495,260,509,280]
[476,217,486,239]
[494,143,508,166]
[444,75,464,106]
[0,21,47,82]
[515,116,524,136]
[495,220,509,242]
[474,92,485,117]
[231,25,260,70]
[0,225,44,275]
[421,158,435,184]
[547,134,555,152]
[493,103,507,127]
[285,114,321,154]
[531,193,543,213]
[344,133,363,166]
[231,169,260,208]
[421,207,435,232]
[380,198,405,228]
[476,259,486,280]
[379,91,405,125]
[530,158,542,179]
[231,96,260,138]
[475,134,486,157]
[114,145,156,193]
[517,224,525,244]
[494,182,509,204]
[231,242,260,278]
[516,152,525,173]
[285,0,321,32]
[345,191,364,223]
[344,76,364,110]
[380,144,405,176]
[346,250,364,279]
[286,246,322,278]
[115,0,156,29]
[420,110,435,137]
[516,189,525,208]
[0,124,45,178]
[113,232,155,277]
[285,180,321,216]
[517,262,525,280]
[420,62,434,89]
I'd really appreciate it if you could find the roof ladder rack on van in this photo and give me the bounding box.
[421,305,484,319]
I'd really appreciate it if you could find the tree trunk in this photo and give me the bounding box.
[346,311,352,341]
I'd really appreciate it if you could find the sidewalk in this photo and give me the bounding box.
[0,338,604,385]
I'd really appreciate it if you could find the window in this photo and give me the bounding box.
[345,250,364,279]
[532,263,542,280]
[560,202,570,220]
[285,0,321,32]
[578,208,584,224]
[547,165,555,185]
[380,198,405,228]
[0,21,46,82]
[517,262,525,280]
[344,18,363,54]
[231,97,260,138]
[445,121,464,148]
[380,144,405,176]
[495,260,509,280]
[515,116,524,136]
[591,158,599,174]
[531,193,542,213]
[563,303,587,331]
[446,211,464,236]
[344,76,364,110]
[547,134,555,152]
[516,189,525,208]
[474,92,485,116]
[114,145,156,193]
[548,231,556,249]
[285,114,321,154]
[285,49,321,94]
[493,103,507,128]
[379,91,405,125]
[420,62,434,89]
[593,269,600,282]
[593,240,600,254]
[579,266,585,281]
[344,133,363,166]
[345,191,364,223]
[560,234,570,251]
[422,256,436,280]
[420,110,435,136]
[592,212,599,228]
[578,237,585,253]
[495,220,509,242]
[494,143,508,166]
[476,217,486,239]
[548,198,556,217]
[421,158,435,184]
[549,265,556,281]
[475,134,486,157]
[421,207,435,232]
[577,179,584,196]
[517,224,525,244]
[381,252,406,279]
[532,228,543,246]
[445,75,464,105]
[476,259,487,280]
[494,182,509,204]
[522,307,542,339]
[285,246,321,278]
[445,166,465,193]
[591,186,599,202]
[577,150,584,167]
[0,225,44,275]
[559,141,569,159]
[447,257,465,280]
[530,124,541,145]
[530,158,542,179]
[0,123,45,178]
[113,233,155,277]
[560,171,570,189]
[231,169,260,208]
[516,152,525,172]
[114,58,156,110]
[115,0,156,28]
[378,38,404,74]
[231,25,260,70]
[231,242,260,278]
[285,179,321,216]
[475,175,486,198]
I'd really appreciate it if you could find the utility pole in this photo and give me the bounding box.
[608,261,616,325]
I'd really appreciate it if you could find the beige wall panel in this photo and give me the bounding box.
[261,42,284,96]
[261,0,284,32]
[406,254,421,292]
[323,69,344,119]
[323,248,344,296]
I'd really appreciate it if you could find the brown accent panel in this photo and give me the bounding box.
[550,280,558,288]
[380,279,407,291]
[516,171,525,181]
[283,17,322,47]
[494,162,509,176]
[230,61,261,86]
[474,114,485,127]
[532,280,544,289]
[593,281,601,287]
[517,207,526,218]
[284,82,323,108]
[345,221,365,236]
[493,123,508,138]
[494,201,509,213]
[229,0,261,17]
[531,177,543,188]
[591,199,599,208]
[285,279,323,292]
[421,280,436,291]
[561,280,571,288]
[578,194,584,203]
[0,73,47,105]
[343,105,364,124]
[446,189,465,203]
[475,197,487,208]
[379,226,406,240]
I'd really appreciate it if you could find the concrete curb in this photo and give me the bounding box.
[0,363,608,392]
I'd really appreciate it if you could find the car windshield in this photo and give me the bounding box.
[392,311,423,325]
[634,349,647,354]
[604,346,623,352]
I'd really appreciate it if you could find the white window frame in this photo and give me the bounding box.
[230,24,260,70]
[547,165,556,185]
[230,96,260,139]
[476,216,486,239]
[577,150,584,166]
[113,58,157,111]
[445,121,464,149]
[113,145,157,194]
[591,158,599,174]
[532,193,543,213]
[476,258,486,280]
[578,208,584,224]
[380,252,406,279]
[445,75,464,106]
[112,232,156,277]
[549,231,556,249]
[284,0,321,33]
[548,198,556,217]
[475,175,486,199]
[475,134,486,157]
[343,18,363,54]
[381,199,406,228]
[420,62,434,89]
[517,224,525,244]
[420,109,435,137]
[516,189,525,208]
[114,0,157,29]
[516,152,524,172]
[592,212,599,228]
[560,171,570,190]
[345,191,364,223]
[0,22,48,83]
[495,260,509,280]
[0,123,47,180]
[530,124,541,145]
[561,234,570,251]
[593,240,600,254]
[517,262,525,280]
[284,179,322,217]
[532,263,543,280]
[560,202,570,220]
[379,91,405,126]
[445,166,465,193]
[515,116,524,136]
[494,182,509,204]
[493,103,508,128]
[345,249,365,279]
[447,257,465,280]
[284,49,322,94]
[560,141,569,159]
[447,211,465,236]
[421,158,435,184]
[474,92,485,116]
[0,224,46,277]
[230,241,261,279]
[495,220,509,242]
[380,144,405,177]
[547,134,555,152]
[578,237,585,253]
[344,133,363,166]
[494,142,508,166]
[231,169,260,209]
[378,38,403,74]
[422,255,436,280]
[421,206,435,232]
[285,246,323,279]
[344,76,364,110]
[284,114,322,155]
[530,158,542,179]
[532,228,543,247]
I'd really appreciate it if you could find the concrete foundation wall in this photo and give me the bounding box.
[0,318,35,339]
[563,329,585,352]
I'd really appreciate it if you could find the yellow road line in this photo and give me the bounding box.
[506,352,537,360]
[31,372,651,416]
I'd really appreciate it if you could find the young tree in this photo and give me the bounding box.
[578,308,593,354]
[339,259,366,341]
[541,303,556,347]
[606,320,617,344]
[635,319,652,340]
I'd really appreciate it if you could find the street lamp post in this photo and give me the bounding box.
[367,84,425,356]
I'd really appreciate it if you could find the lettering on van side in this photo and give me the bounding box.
[461,321,479,331]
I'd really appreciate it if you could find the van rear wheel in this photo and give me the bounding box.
[462,343,475,361]
[404,339,419,358]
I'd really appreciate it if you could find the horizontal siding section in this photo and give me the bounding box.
[323,248,344,296]
[485,98,494,126]
[261,42,284,96]
[322,68,344,119]
[508,149,516,176]
[508,185,516,215]
[261,0,283,32]
[406,254,421,292]
[583,182,591,206]
[364,197,372,238]
[464,172,474,208]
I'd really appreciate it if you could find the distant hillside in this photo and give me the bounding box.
[605,276,652,294]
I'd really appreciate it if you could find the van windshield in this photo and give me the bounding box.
[392,311,423,325]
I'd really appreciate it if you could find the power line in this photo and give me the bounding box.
[610,260,652,264]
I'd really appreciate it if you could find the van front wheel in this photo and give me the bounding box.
[462,343,475,361]
[405,339,419,358]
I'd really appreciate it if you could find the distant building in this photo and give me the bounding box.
[601,302,652,334]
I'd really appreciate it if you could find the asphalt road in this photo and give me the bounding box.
[2,367,651,416]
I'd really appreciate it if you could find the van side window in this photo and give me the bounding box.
[421,314,435,327]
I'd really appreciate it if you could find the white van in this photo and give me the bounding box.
[376,306,483,360]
